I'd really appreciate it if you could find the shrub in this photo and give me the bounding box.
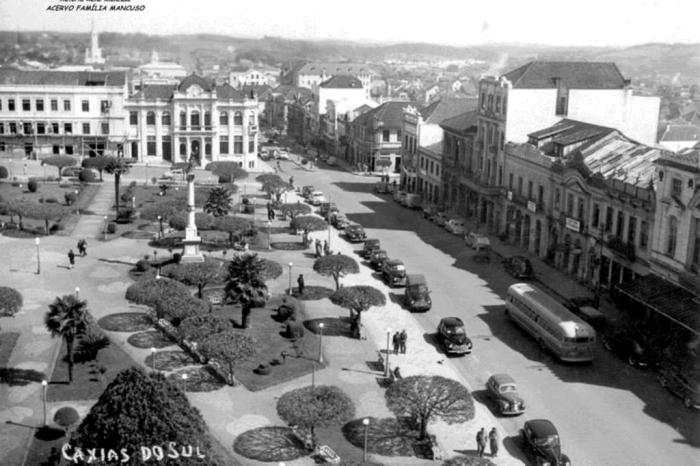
[44,197,58,204]
[28,179,39,192]
[0,286,24,317]
[107,222,117,234]
[125,277,191,308]
[53,407,80,430]
[178,314,234,342]
[64,192,77,206]
[135,259,151,272]
[285,321,305,339]
[0,166,8,179]
[129,181,137,188]
[116,207,135,223]
[151,176,158,185]
[173,252,182,264]
[49,223,64,233]
[154,294,209,326]
[78,170,97,182]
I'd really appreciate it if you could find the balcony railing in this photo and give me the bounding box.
[606,236,636,262]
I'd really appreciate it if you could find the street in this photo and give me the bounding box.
[282,158,700,466]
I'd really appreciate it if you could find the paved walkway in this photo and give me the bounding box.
[70,182,113,239]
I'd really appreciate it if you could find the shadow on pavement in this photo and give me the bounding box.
[0,368,46,386]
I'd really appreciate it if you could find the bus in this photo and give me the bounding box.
[505,283,596,362]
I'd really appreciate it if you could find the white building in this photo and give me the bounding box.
[316,75,366,117]
[0,68,128,159]
[136,51,188,82]
[658,124,700,152]
[229,66,278,89]
[124,74,260,170]
[294,62,373,100]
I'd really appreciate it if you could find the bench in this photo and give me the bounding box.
[315,444,341,464]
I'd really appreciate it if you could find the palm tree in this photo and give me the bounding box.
[225,253,269,329]
[45,295,91,383]
[103,156,131,213]
[204,186,232,217]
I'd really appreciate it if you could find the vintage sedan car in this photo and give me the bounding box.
[319,202,339,219]
[382,259,407,287]
[658,365,700,409]
[432,211,449,226]
[602,329,651,368]
[445,217,466,235]
[465,232,491,251]
[309,191,327,206]
[437,317,472,355]
[502,256,535,279]
[486,373,526,416]
[369,249,389,270]
[374,182,393,194]
[564,296,607,330]
[345,224,367,243]
[361,238,381,258]
[276,149,290,160]
[330,212,350,230]
[160,168,185,180]
[301,185,316,198]
[520,419,571,466]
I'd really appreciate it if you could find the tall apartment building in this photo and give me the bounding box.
[0,68,128,159]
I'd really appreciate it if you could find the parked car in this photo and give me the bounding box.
[374,182,393,194]
[564,297,607,330]
[330,212,350,230]
[422,204,438,220]
[486,373,526,416]
[520,419,571,466]
[276,149,290,160]
[432,211,449,226]
[445,217,466,235]
[601,329,650,368]
[258,148,272,160]
[382,259,407,287]
[437,317,472,355]
[345,224,367,243]
[393,190,407,204]
[502,256,535,279]
[161,168,185,180]
[465,232,491,251]
[658,365,700,409]
[302,185,315,198]
[61,166,83,177]
[405,274,431,312]
[402,193,422,209]
[319,202,339,219]
[362,239,381,258]
[309,191,326,206]
[369,249,389,270]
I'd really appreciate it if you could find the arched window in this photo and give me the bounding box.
[234,111,243,126]
[204,111,211,127]
[248,112,256,125]
[179,111,186,128]
[666,216,678,256]
[146,111,155,126]
[161,111,171,126]
[190,111,200,128]
[219,111,228,125]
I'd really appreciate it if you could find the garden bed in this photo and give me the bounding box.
[144,350,198,371]
[233,426,308,462]
[126,330,175,349]
[97,312,153,332]
[167,366,226,392]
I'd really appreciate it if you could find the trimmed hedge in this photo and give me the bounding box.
[124,277,190,308]
[178,314,234,342]
[153,294,210,326]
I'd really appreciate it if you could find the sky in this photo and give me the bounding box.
[1,0,700,48]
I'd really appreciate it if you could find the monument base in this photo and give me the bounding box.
[181,238,204,263]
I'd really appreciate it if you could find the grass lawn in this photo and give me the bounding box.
[97,312,153,332]
[0,332,20,367]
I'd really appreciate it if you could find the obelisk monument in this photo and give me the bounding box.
[181,173,204,262]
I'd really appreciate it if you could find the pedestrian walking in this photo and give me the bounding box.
[77,239,87,256]
[67,249,75,269]
[392,331,400,354]
[315,239,322,258]
[297,274,305,295]
[323,240,330,256]
[476,428,486,457]
[289,176,294,187]
[399,329,407,354]
[489,428,499,457]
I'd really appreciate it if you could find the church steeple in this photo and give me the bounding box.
[85,20,105,65]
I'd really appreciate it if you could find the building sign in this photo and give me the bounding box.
[565,217,580,232]
[507,190,513,201]
[527,201,536,212]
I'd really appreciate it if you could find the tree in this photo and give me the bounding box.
[280,202,312,219]
[81,156,111,181]
[178,314,234,342]
[199,331,256,385]
[153,294,210,326]
[203,186,232,217]
[261,178,292,203]
[162,259,225,299]
[214,216,253,246]
[225,253,269,329]
[26,202,65,234]
[0,286,23,331]
[277,385,355,447]
[125,277,191,308]
[385,375,475,439]
[168,212,217,231]
[53,407,80,433]
[4,198,32,230]
[74,325,111,363]
[44,295,91,383]
[70,368,218,466]
[41,155,77,180]
[330,285,386,321]
[290,215,328,245]
[103,156,131,214]
[255,173,283,185]
[206,161,248,184]
[313,254,360,290]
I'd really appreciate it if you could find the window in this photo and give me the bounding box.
[129,112,138,125]
[219,111,228,125]
[64,123,72,134]
[0,122,3,134]
[592,203,600,227]
[52,145,60,154]
[162,136,171,159]
[146,111,155,125]
[179,138,187,156]
[147,136,156,156]
[0,142,4,152]
[234,136,243,154]
[8,99,15,111]
[518,177,523,196]
[509,173,514,190]
[36,99,44,111]
[190,111,200,128]
[64,100,71,111]
[496,95,501,112]
[538,185,544,205]
[692,219,700,267]
[22,99,30,111]
[577,198,584,220]
[205,138,212,156]
[567,194,574,216]
[100,100,109,113]
[480,92,485,109]
[23,122,32,134]
[248,113,256,125]
[219,137,229,154]
[233,112,243,125]
[248,160,255,169]
[498,166,502,185]
[605,207,613,232]
[51,99,58,111]
[179,111,186,127]
[51,122,59,134]
[101,123,109,135]
[671,178,682,197]
[9,122,17,134]
[500,132,505,150]
[37,122,45,134]
[82,123,90,135]
[616,211,625,238]
[627,216,637,245]
[666,216,678,256]
[0,99,2,111]
[65,145,74,155]
[204,112,211,127]
[161,112,171,126]
[487,94,493,111]
[81,100,89,112]
[382,130,390,142]
[248,139,255,153]
[528,181,533,199]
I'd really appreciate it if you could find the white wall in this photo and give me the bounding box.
[418,123,444,147]
[659,140,698,152]
[505,89,559,143]
[317,87,366,116]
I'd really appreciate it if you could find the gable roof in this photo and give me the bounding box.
[503,61,627,90]
[320,75,363,89]
[241,84,272,98]
[0,67,126,86]
[132,84,174,100]
[353,101,416,129]
[177,73,213,92]
[660,125,700,142]
[216,83,245,100]
[299,62,371,76]
[419,97,478,124]
[528,119,616,146]
[440,109,479,134]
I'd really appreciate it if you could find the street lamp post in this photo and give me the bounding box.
[182,373,188,392]
[288,262,293,295]
[157,215,163,239]
[74,190,80,215]
[327,192,331,250]
[362,418,370,462]
[318,322,324,364]
[103,216,108,240]
[385,328,391,376]
[132,196,136,209]
[311,360,316,390]
[267,220,272,250]
[41,379,48,427]
[34,237,40,274]
[151,347,156,372]
[75,287,80,299]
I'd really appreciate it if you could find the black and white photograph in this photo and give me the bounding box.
[0,0,698,464]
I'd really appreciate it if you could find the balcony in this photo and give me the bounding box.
[248,125,258,135]
[606,236,636,262]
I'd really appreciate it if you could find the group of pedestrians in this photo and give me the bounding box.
[314,238,330,258]
[67,239,88,269]
[476,427,499,458]
[266,201,275,221]
[391,330,408,354]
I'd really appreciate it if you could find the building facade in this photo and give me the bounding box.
[124,74,259,169]
[440,110,479,215]
[293,62,373,100]
[0,68,128,160]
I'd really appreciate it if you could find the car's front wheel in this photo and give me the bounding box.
[683,396,693,408]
